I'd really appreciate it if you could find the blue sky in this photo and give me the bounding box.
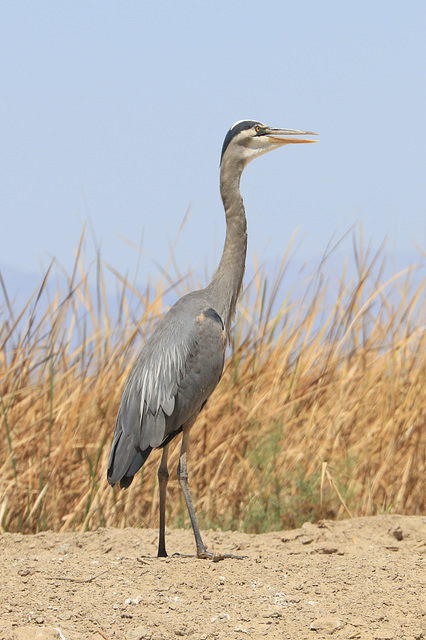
[1,1,425,302]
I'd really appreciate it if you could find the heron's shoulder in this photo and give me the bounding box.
[136,292,223,369]
[161,292,224,332]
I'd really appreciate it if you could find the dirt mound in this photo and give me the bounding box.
[1,515,425,639]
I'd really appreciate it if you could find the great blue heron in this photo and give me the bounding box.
[107,120,317,558]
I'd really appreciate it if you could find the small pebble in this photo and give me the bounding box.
[392,526,403,541]
[126,626,152,640]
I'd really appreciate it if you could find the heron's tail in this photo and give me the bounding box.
[107,428,152,489]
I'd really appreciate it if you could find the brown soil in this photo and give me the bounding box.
[1,515,425,640]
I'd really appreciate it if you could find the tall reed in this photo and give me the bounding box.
[0,230,424,533]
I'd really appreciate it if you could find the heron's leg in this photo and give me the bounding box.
[177,427,210,558]
[177,426,247,561]
[157,444,169,558]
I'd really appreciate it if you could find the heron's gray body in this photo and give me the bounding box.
[107,293,226,487]
[107,119,316,558]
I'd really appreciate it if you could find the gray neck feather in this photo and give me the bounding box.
[205,155,247,336]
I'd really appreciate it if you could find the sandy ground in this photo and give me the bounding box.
[0,515,424,640]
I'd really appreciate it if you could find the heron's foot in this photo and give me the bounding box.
[168,550,246,560]
[197,548,247,561]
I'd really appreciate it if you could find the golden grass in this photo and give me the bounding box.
[0,231,425,534]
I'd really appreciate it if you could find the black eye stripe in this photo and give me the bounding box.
[220,120,264,163]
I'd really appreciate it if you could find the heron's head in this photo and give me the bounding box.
[220,120,317,169]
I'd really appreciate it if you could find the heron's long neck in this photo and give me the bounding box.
[205,160,247,335]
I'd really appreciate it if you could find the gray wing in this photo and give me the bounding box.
[107,298,225,488]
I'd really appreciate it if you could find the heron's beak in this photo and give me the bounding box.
[266,128,318,144]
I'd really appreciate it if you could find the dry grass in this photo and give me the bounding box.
[0,231,425,534]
